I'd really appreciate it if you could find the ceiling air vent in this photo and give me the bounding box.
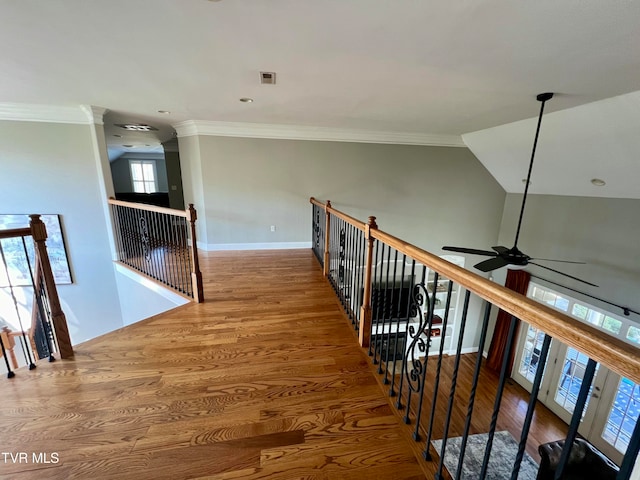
[260,72,276,85]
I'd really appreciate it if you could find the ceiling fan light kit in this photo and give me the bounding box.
[443,92,597,288]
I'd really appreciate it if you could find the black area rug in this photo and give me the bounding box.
[432,431,539,480]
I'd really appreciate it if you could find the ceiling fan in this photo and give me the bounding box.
[443,92,597,288]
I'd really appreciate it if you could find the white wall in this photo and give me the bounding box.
[0,120,124,343]
[114,264,189,326]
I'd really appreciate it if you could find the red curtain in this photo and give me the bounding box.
[486,269,531,373]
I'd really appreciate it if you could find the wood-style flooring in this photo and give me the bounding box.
[0,250,566,479]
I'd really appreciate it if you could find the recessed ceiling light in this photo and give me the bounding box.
[113,134,122,138]
[591,178,606,186]
[239,97,254,103]
[123,144,134,148]
[115,123,158,132]
[157,110,171,114]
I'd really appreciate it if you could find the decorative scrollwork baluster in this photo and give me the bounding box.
[403,283,431,398]
[139,215,151,261]
[314,207,321,249]
[338,228,346,283]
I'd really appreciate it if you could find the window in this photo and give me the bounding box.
[527,282,635,346]
[130,160,157,193]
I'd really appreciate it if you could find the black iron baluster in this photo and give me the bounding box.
[182,217,192,297]
[389,255,408,397]
[164,213,172,287]
[22,237,55,362]
[169,214,178,290]
[479,315,520,480]
[412,267,434,439]
[435,290,471,480]
[383,250,399,385]
[349,225,359,323]
[0,240,36,370]
[553,357,598,480]
[356,228,366,331]
[376,244,392,372]
[404,268,430,425]
[329,216,337,291]
[510,333,552,480]
[345,223,354,321]
[353,228,363,327]
[396,259,416,410]
[423,279,454,460]
[369,241,381,359]
[455,301,493,479]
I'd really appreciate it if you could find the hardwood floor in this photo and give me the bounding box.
[0,250,566,479]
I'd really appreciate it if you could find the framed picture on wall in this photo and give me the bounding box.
[0,214,73,286]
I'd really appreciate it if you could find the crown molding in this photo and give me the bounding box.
[0,102,102,125]
[81,105,108,125]
[173,120,465,147]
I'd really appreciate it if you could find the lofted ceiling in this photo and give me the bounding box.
[1,0,639,196]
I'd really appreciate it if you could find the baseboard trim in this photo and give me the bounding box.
[204,241,312,251]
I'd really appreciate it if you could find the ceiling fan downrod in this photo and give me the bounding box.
[513,92,553,248]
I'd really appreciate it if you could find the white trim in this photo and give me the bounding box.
[114,263,190,306]
[204,241,312,251]
[458,347,480,355]
[173,120,465,147]
[0,102,95,124]
[80,105,107,125]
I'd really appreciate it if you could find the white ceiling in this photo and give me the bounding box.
[1,0,639,196]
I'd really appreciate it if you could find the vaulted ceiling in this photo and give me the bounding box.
[1,1,639,197]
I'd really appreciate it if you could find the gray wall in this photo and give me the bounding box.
[181,136,506,253]
[110,153,168,193]
[164,149,185,210]
[497,194,640,320]
[0,120,124,343]
[179,134,507,351]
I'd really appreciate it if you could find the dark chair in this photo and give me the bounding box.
[536,438,619,480]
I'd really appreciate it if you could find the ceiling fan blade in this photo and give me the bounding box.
[492,246,509,254]
[529,262,598,288]
[443,246,498,257]
[529,257,586,265]
[474,256,510,272]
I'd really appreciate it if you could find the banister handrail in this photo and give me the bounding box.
[311,197,366,231]
[310,197,640,384]
[107,198,189,218]
[0,228,32,240]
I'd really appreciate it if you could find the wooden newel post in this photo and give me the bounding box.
[187,204,204,303]
[358,216,378,348]
[323,200,331,277]
[29,215,74,359]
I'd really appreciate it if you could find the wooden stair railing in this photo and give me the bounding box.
[0,215,73,372]
[310,196,640,480]
[108,198,204,302]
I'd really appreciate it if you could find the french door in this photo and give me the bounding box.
[513,322,639,465]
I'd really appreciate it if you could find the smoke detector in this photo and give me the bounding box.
[260,72,276,85]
